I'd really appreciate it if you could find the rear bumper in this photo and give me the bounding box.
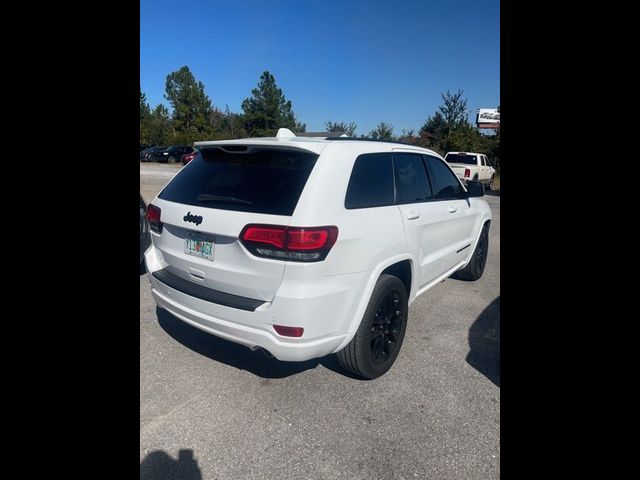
[145,246,361,362]
[458,177,489,185]
[150,286,347,361]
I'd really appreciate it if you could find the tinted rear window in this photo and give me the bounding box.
[158,147,318,215]
[445,153,478,165]
[345,153,394,209]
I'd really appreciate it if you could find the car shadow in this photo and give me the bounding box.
[466,296,500,387]
[485,189,500,197]
[140,449,201,480]
[156,307,361,380]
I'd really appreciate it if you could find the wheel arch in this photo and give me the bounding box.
[331,254,416,354]
[381,260,412,301]
[461,214,492,268]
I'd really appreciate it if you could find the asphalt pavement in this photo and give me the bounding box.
[140,162,500,480]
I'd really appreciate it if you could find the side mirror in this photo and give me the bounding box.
[466,180,485,197]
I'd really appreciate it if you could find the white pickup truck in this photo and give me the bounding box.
[444,152,496,191]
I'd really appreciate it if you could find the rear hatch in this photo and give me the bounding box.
[151,145,320,302]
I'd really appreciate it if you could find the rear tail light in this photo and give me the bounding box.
[146,204,163,233]
[273,325,304,337]
[287,229,331,250]
[183,152,198,164]
[464,168,471,178]
[240,224,338,262]
[242,226,287,248]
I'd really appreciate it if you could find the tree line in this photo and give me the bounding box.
[140,67,499,172]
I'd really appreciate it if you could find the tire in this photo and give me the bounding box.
[487,175,494,191]
[336,274,408,379]
[168,156,177,164]
[455,222,490,281]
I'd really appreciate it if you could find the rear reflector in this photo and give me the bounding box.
[240,224,338,262]
[273,325,304,337]
[464,168,471,178]
[146,204,163,233]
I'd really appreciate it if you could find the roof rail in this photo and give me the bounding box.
[325,137,424,148]
[295,131,348,138]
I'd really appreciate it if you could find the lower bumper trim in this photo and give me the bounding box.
[152,268,265,312]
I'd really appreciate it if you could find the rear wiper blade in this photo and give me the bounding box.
[196,194,253,205]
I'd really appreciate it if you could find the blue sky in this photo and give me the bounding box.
[141,0,499,136]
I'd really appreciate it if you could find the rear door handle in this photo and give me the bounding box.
[448,207,458,213]
[406,211,421,220]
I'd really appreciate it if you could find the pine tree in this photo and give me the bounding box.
[164,66,213,143]
[368,122,394,140]
[241,71,302,136]
[140,88,152,144]
[325,121,357,136]
[149,105,171,146]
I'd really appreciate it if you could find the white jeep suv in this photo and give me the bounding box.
[144,129,492,379]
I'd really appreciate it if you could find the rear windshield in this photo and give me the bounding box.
[445,154,478,165]
[158,147,318,216]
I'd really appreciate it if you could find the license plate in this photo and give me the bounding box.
[184,234,214,261]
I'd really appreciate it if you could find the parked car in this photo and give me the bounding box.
[181,149,199,165]
[444,152,496,191]
[157,146,195,164]
[140,195,151,267]
[140,146,166,162]
[144,129,492,379]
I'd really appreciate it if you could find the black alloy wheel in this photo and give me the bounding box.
[370,290,404,365]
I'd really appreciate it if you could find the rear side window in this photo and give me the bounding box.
[393,153,432,203]
[424,155,464,200]
[158,147,318,216]
[345,153,394,209]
